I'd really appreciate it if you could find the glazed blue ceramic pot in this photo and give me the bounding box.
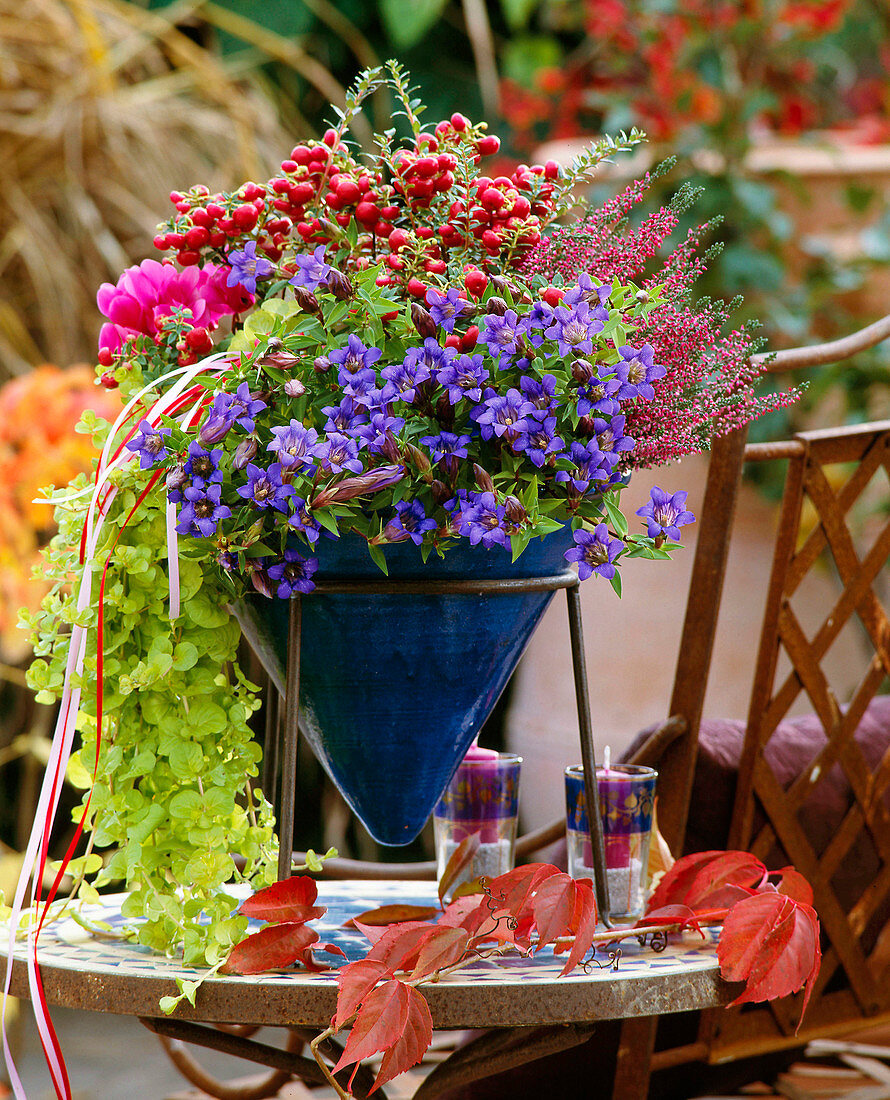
[252,528,574,846]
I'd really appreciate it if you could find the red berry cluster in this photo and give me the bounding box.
[152,115,566,305]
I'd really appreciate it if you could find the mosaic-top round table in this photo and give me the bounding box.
[2,881,735,1099]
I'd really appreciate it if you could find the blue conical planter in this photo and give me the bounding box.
[247,529,573,846]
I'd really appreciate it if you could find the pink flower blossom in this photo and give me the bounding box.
[97,259,252,353]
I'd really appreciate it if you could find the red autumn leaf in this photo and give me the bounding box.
[559,878,599,977]
[438,832,481,905]
[648,850,766,912]
[409,926,470,980]
[461,900,521,948]
[333,979,410,1081]
[634,904,715,937]
[320,943,347,957]
[531,872,577,952]
[334,957,392,1028]
[367,922,439,974]
[487,863,559,927]
[718,891,821,1024]
[374,985,434,1093]
[438,896,483,927]
[770,866,814,906]
[345,904,439,928]
[221,921,319,975]
[238,875,325,924]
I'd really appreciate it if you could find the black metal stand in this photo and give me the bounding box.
[260,569,613,923]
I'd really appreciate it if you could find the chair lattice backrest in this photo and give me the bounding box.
[705,421,890,1056]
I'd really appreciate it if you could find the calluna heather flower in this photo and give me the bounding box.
[268,548,318,597]
[126,420,170,469]
[226,241,275,295]
[636,487,695,540]
[565,525,624,580]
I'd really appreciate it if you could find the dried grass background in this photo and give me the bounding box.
[0,0,303,377]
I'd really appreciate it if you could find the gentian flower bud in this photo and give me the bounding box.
[485,296,508,317]
[410,302,437,339]
[489,275,508,295]
[572,359,595,384]
[380,430,400,463]
[313,355,331,374]
[577,416,596,437]
[635,289,650,305]
[311,464,406,507]
[431,479,450,505]
[233,437,259,469]
[504,495,526,524]
[197,414,232,446]
[292,286,321,314]
[248,565,274,599]
[166,466,187,493]
[284,377,307,398]
[473,463,494,493]
[435,394,455,427]
[326,269,354,300]
[406,443,431,474]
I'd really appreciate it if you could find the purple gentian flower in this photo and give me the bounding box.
[175,483,231,538]
[544,300,604,357]
[330,334,382,390]
[322,396,368,435]
[126,420,170,470]
[290,245,330,292]
[563,273,611,312]
[288,496,324,545]
[404,337,453,375]
[183,442,223,488]
[636,487,695,540]
[565,524,624,580]
[226,241,275,295]
[454,491,510,550]
[419,431,472,463]
[425,287,471,333]
[236,462,293,512]
[315,431,364,475]
[577,368,622,417]
[514,415,564,468]
[610,344,666,403]
[381,354,432,404]
[383,500,438,546]
[481,310,523,366]
[520,301,556,345]
[472,387,535,444]
[268,548,318,597]
[212,382,267,433]
[354,410,405,455]
[554,440,610,495]
[593,414,635,468]
[436,353,489,405]
[267,421,319,473]
[519,373,559,413]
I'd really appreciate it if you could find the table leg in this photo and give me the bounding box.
[612,1016,657,1100]
[412,1023,599,1100]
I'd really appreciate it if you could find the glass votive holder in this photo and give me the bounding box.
[564,763,658,922]
[434,748,521,894]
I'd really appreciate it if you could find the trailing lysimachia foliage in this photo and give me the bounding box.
[21,411,277,967]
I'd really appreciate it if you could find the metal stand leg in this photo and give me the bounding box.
[277,596,302,882]
[566,583,612,926]
[261,673,280,819]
